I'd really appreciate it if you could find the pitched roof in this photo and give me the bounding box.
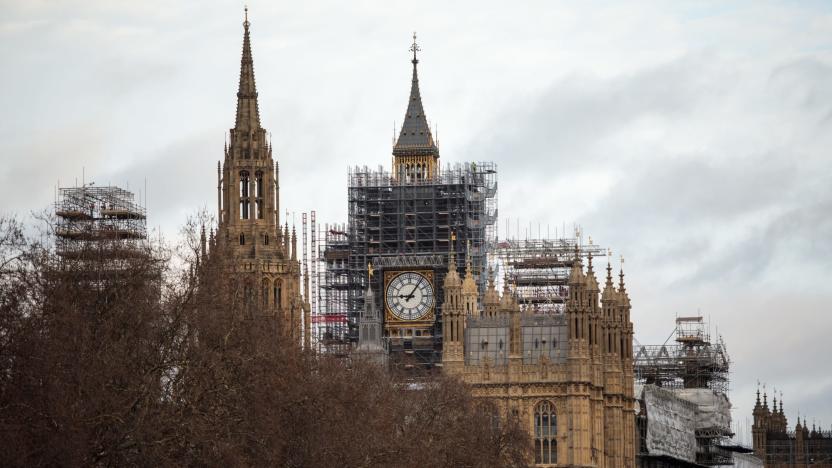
[393,38,439,158]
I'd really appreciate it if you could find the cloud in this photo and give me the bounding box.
[1,0,831,432]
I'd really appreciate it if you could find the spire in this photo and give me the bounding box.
[602,250,617,301]
[291,225,297,261]
[393,32,438,158]
[444,231,460,287]
[585,251,599,292]
[234,6,261,131]
[200,224,207,260]
[568,243,584,285]
[618,256,627,294]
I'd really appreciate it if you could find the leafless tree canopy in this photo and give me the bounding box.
[0,215,529,467]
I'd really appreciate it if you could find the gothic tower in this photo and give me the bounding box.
[216,10,307,343]
[441,238,464,370]
[392,34,440,182]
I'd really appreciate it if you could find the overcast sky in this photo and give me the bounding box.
[2,0,831,437]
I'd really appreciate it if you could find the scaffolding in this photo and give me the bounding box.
[342,161,498,352]
[493,237,607,314]
[55,185,148,262]
[313,223,352,355]
[635,316,732,466]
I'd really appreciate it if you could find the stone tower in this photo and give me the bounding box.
[215,10,307,343]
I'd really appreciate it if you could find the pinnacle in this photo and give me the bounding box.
[234,10,261,131]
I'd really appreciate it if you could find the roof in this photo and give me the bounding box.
[393,40,439,159]
[234,12,261,131]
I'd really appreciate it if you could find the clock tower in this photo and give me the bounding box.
[392,34,439,182]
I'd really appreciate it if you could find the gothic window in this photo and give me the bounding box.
[262,278,270,307]
[534,401,557,465]
[240,171,250,197]
[255,171,264,219]
[239,233,245,245]
[264,234,269,245]
[274,280,282,307]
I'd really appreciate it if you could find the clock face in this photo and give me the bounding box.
[385,271,435,321]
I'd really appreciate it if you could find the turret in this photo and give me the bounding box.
[442,234,464,364]
[601,258,617,355]
[482,267,499,318]
[461,243,479,318]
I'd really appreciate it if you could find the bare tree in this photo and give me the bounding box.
[0,214,530,467]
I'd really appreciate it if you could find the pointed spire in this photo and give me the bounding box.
[462,240,477,294]
[234,6,261,131]
[291,225,297,261]
[602,249,617,301]
[393,32,439,159]
[200,224,207,260]
[618,255,627,294]
[444,231,460,287]
[585,251,599,292]
[568,243,584,285]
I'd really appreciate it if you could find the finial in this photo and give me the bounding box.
[368,261,374,279]
[465,239,472,272]
[410,31,420,64]
[244,5,250,28]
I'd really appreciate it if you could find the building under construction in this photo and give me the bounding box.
[634,316,734,467]
[494,236,607,314]
[54,185,150,283]
[316,162,498,364]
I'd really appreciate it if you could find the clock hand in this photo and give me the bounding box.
[405,277,423,300]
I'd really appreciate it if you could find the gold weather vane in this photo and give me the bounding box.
[368,262,374,279]
[410,31,420,62]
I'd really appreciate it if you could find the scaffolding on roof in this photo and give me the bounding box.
[634,316,732,466]
[493,237,607,314]
[54,185,150,283]
[634,316,730,394]
[341,162,498,354]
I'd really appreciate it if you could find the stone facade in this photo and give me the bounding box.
[442,248,637,467]
[213,13,308,343]
[752,390,832,467]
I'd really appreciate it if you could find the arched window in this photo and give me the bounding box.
[239,171,250,197]
[239,171,250,219]
[254,171,265,219]
[534,401,557,465]
[274,280,282,308]
[262,278,270,307]
[264,234,269,245]
[239,233,245,245]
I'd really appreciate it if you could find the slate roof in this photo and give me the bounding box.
[393,53,439,158]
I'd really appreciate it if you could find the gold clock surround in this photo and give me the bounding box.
[383,270,435,326]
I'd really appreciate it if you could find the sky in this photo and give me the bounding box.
[1,0,831,438]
